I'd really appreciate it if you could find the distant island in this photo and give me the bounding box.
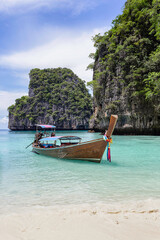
[8,68,92,130]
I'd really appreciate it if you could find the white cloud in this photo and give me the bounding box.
[0,0,58,11]
[0,28,107,82]
[0,91,28,128]
[0,116,8,124]
[0,0,105,14]
[0,116,8,129]
[0,91,27,113]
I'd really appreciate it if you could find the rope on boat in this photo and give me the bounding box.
[103,135,112,162]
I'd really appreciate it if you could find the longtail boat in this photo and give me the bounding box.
[32,115,118,163]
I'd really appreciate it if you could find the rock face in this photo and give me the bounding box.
[89,0,160,134]
[8,68,92,130]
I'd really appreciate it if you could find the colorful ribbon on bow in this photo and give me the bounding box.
[103,135,112,162]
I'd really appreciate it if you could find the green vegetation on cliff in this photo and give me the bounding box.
[8,68,92,129]
[88,0,160,132]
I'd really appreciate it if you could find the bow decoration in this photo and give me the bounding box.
[103,135,112,162]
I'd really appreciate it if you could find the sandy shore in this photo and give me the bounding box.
[0,200,160,240]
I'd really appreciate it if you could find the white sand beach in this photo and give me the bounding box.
[0,200,159,240]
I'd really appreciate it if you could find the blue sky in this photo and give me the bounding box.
[0,0,126,128]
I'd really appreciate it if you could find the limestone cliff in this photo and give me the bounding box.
[89,0,160,134]
[8,68,92,130]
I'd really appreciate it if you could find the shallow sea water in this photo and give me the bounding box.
[0,130,160,213]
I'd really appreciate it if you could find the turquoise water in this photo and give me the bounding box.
[0,130,160,213]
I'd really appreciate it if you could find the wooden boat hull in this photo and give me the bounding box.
[32,138,107,163]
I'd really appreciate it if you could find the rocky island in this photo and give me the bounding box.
[88,0,160,134]
[8,68,92,130]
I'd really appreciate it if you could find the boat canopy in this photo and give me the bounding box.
[40,136,81,142]
[36,124,56,129]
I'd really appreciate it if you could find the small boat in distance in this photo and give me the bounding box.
[32,115,118,163]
